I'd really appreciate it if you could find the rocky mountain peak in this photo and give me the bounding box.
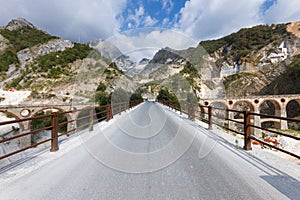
[5,18,36,31]
[139,58,150,65]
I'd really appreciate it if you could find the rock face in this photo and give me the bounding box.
[0,39,74,88]
[287,21,300,38]
[0,18,135,104]
[17,39,74,67]
[0,34,9,52]
[5,18,36,31]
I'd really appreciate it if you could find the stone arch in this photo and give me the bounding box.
[232,100,255,112]
[286,99,300,118]
[0,110,25,130]
[210,101,228,109]
[259,99,282,129]
[286,99,300,130]
[259,99,282,116]
[210,101,228,126]
[29,107,72,130]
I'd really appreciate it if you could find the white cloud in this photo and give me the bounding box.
[144,16,158,26]
[136,6,145,16]
[177,0,264,40]
[106,28,198,61]
[162,0,174,14]
[162,18,170,26]
[0,0,127,42]
[263,0,300,24]
[127,5,145,27]
[125,4,158,28]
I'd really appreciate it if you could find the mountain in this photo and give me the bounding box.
[5,18,36,31]
[0,18,136,105]
[1,18,299,105]
[207,22,300,97]
[140,21,300,99]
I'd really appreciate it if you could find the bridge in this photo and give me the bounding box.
[0,100,300,199]
[199,94,300,135]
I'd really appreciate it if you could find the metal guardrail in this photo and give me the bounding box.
[158,100,300,160]
[0,100,143,160]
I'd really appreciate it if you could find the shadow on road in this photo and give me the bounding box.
[261,175,300,199]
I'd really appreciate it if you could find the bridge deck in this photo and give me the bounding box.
[0,102,300,200]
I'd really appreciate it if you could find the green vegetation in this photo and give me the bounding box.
[130,89,143,101]
[259,54,300,95]
[108,62,124,74]
[157,88,180,109]
[36,43,92,72]
[30,111,68,133]
[0,50,19,72]
[30,110,68,144]
[180,62,198,75]
[224,72,257,90]
[289,54,300,77]
[96,82,107,92]
[0,26,58,52]
[200,24,288,60]
[180,62,201,92]
[96,91,111,105]
[5,66,33,89]
[104,62,125,81]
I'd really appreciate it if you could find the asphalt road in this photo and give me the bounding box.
[1,102,300,200]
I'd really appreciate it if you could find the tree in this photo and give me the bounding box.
[157,88,180,109]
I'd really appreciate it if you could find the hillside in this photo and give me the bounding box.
[1,18,299,105]
[141,22,300,99]
[0,18,136,105]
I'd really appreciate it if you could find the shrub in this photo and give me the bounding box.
[0,50,19,72]
[157,88,180,109]
[0,26,58,51]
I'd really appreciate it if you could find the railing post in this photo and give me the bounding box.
[106,104,112,121]
[51,112,59,152]
[208,106,213,130]
[89,109,94,132]
[199,105,205,121]
[243,111,252,150]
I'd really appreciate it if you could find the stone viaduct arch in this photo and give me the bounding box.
[200,94,300,135]
[28,107,73,131]
[0,110,25,130]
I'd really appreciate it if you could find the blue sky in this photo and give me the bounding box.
[0,0,300,60]
[119,0,187,30]
[260,0,277,13]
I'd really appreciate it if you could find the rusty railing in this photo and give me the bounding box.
[158,100,300,159]
[0,100,143,160]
